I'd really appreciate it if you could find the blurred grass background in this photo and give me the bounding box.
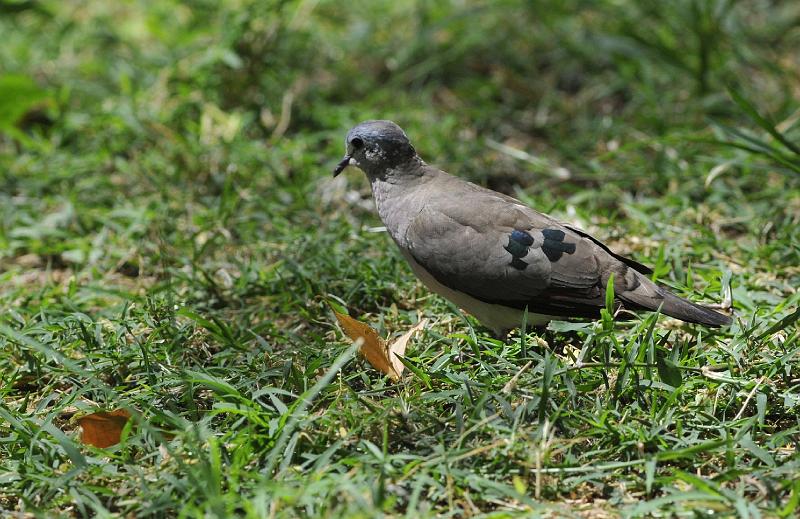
[1,0,799,516]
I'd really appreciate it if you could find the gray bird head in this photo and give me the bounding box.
[333,120,419,177]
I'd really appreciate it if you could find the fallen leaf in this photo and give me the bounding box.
[333,310,426,381]
[387,318,428,376]
[78,409,131,448]
[333,311,398,379]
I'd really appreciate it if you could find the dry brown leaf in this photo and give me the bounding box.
[387,318,428,376]
[333,311,427,381]
[333,311,398,380]
[78,409,131,448]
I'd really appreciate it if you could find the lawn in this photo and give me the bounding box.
[1,1,799,517]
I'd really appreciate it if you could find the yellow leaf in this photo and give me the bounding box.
[77,409,132,448]
[333,311,426,381]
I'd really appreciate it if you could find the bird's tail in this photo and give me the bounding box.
[620,273,731,327]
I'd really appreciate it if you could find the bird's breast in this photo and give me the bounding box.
[370,178,427,247]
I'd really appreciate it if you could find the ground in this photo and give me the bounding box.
[1,1,799,517]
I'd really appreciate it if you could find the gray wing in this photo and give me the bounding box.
[403,192,635,317]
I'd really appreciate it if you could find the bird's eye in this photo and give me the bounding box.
[350,137,364,149]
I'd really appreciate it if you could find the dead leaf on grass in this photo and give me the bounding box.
[78,409,132,448]
[333,310,427,381]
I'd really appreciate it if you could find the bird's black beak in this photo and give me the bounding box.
[333,155,352,177]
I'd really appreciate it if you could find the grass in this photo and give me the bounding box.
[1,0,799,517]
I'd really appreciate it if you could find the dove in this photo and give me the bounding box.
[334,120,731,337]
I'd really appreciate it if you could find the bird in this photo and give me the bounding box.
[333,120,731,337]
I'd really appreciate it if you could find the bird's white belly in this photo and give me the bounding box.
[399,249,557,335]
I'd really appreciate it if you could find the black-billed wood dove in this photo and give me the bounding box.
[334,120,731,336]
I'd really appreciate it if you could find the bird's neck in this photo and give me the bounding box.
[369,160,431,247]
[363,155,425,182]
